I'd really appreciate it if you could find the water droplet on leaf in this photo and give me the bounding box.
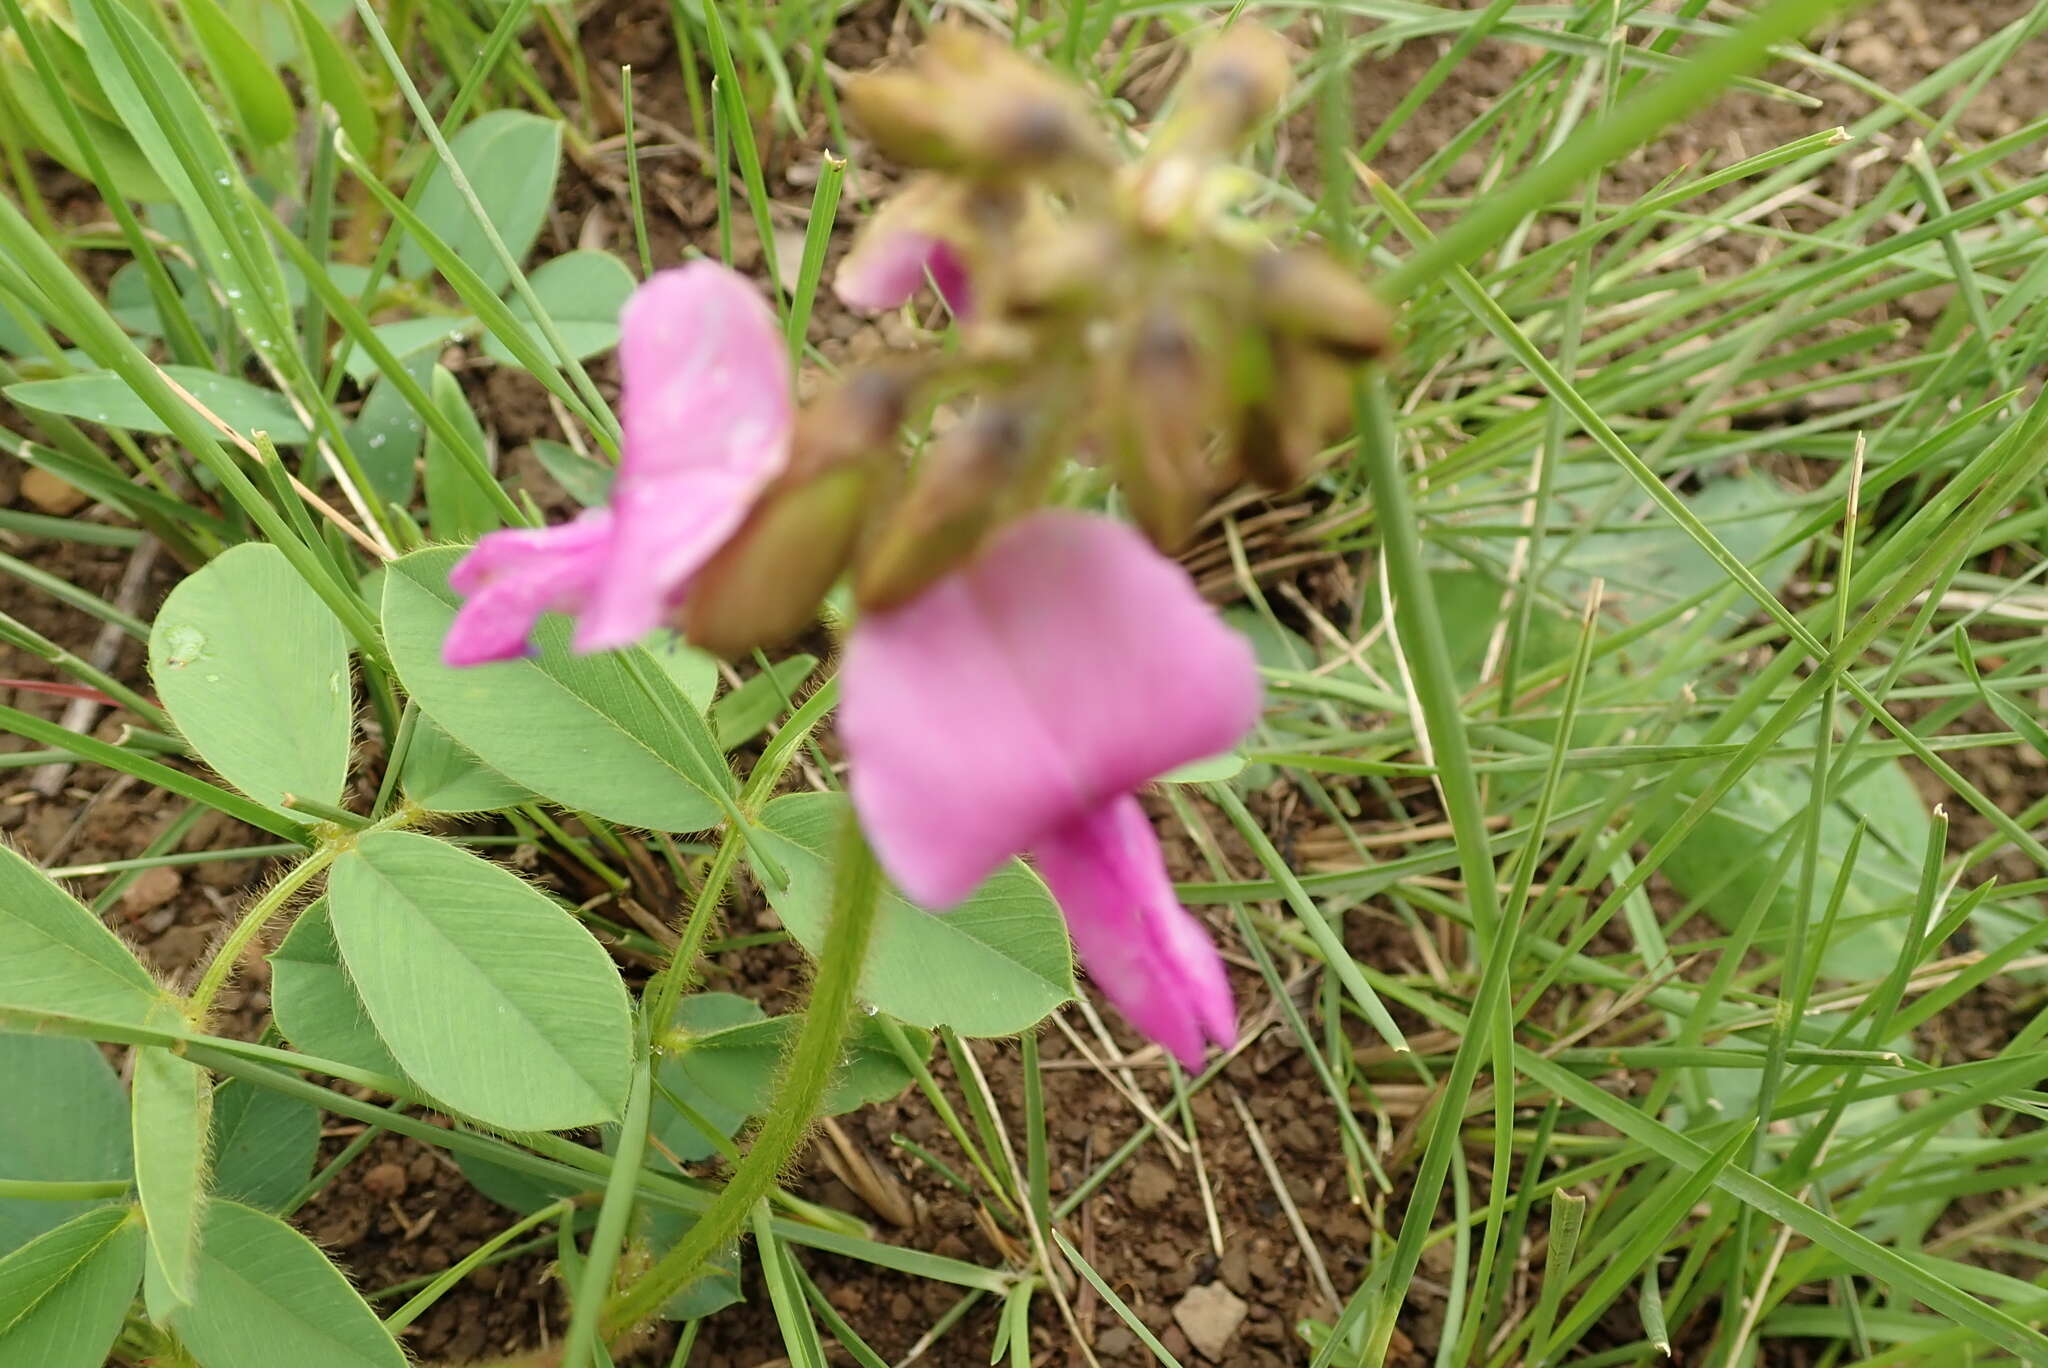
[162,625,205,667]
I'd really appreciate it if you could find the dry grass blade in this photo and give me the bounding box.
[1225,1084,1342,1314]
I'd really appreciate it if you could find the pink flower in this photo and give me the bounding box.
[835,187,973,317]
[443,263,793,665]
[837,232,971,316]
[443,510,614,665]
[839,511,1259,1067]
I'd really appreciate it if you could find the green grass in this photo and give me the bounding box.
[6,0,2048,1364]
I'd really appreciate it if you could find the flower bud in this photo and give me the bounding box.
[1108,308,1222,550]
[1251,247,1394,360]
[684,463,877,659]
[1130,26,1291,234]
[684,372,913,658]
[794,367,919,476]
[844,69,969,170]
[1232,337,1352,491]
[856,401,1041,611]
[846,27,1108,176]
[1007,220,1123,315]
[1174,25,1293,151]
[837,177,978,315]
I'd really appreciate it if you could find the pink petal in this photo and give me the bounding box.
[443,511,615,666]
[1032,795,1236,1068]
[576,262,795,651]
[837,227,972,316]
[841,511,1261,906]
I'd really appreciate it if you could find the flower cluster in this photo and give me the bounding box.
[441,26,1390,1069]
[838,24,1393,559]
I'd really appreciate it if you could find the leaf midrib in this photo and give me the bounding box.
[0,1213,129,1340]
[336,841,612,1121]
[195,1242,397,1366]
[391,570,724,821]
[0,879,160,1019]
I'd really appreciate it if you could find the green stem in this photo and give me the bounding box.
[0,198,383,659]
[88,806,205,915]
[524,805,630,894]
[621,69,654,280]
[387,1199,575,1333]
[280,793,369,829]
[186,808,412,1023]
[1211,784,1408,1048]
[1351,372,1512,1368]
[0,547,147,639]
[371,701,419,819]
[562,1060,653,1368]
[186,846,341,1024]
[619,651,782,887]
[875,1014,1020,1221]
[740,675,838,812]
[52,844,298,881]
[282,1124,383,1217]
[0,611,169,729]
[644,831,746,1041]
[784,153,846,361]
[666,1320,703,1368]
[601,813,881,1336]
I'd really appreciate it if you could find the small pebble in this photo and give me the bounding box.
[1126,1160,1174,1211]
[20,468,88,515]
[120,865,182,914]
[362,1162,408,1200]
[1173,1282,1249,1362]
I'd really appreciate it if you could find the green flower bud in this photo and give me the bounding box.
[1109,308,1223,550]
[1130,26,1291,234]
[846,26,1109,176]
[844,69,970,170]
[1008,220,1124,315]
[685,462,879,659]
[856,401,1042,611]
[684,371,913,658]
[1175,25,1294,151]
[1233,337,1352,490]
[1251,246,1394,360]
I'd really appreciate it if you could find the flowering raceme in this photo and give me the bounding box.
[443,24,1391,1069]
[831,24,1390,554]
[442,262,1260,1065]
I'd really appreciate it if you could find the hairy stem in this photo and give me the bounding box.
[185,808,411,1023]
[601,813,880,1336]
[642,832,745,1042]
[185,845,339,1024]
[559,1056,652,1368]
